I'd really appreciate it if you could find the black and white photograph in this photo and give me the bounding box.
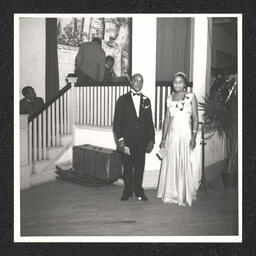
[14,13,242,242]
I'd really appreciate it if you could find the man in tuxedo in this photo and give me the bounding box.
[113,74,155,201]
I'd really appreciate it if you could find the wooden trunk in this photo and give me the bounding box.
[73,144,123,184]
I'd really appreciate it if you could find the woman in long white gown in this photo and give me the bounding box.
[157,72,199,207]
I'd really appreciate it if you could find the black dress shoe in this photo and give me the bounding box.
[137,195,148,201]
[121,195,129,201]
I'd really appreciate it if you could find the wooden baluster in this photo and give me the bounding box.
[103,86,105,126]
[92,86,95,125]
[33,118,37,162]
[94,86,96,125]
[56,98,60,145]
[159,86,163,129]
[38,114,42,161]
[64,92,67,133]
[85,87,89,124]
[76,86,79,124]
[90,86,92,125]
[164,86,168,125]
[97,86,100,126]
[68,88,73,132]
[60,96,63,135]
[112,86,116,126]
[107,86,109,127]
[118,85,121,98]
[89,86,92,125]
[28,121,32,164]
[52,103,56,147]
[88,86,91,125]
[83,87,86,125]
[155,84,158,129]
[79,87,83,124]
[96,86,99,126]
[42,111,47,159]
[100,86,102,126]
[66,91,70,133]
[47,108,51,147]
[104,86,107,127]
[101,86,103,126]
[157,86,161,129]
[110,86,113,127]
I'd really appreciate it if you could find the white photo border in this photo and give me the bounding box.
[14,13,242,243]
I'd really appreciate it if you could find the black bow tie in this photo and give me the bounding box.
[131,92,141,96]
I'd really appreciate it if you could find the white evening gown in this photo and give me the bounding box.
[157,93,201,206]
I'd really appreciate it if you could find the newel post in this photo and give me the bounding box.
[66,74,78,134]
[20,114,31,190]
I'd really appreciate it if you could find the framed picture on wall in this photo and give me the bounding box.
[57,17,132,86]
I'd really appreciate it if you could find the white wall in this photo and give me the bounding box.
[20,18,46,100]
[58,45,78,88]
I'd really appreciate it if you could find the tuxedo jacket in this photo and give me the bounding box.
[113,92,155,149]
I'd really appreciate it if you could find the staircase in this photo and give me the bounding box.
[20,82,75,190]
[30,133,73,186]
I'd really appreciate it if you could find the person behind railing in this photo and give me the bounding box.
[103,55,117,82]
[113,73,155,202]
[20,86,44,116]
[75,37,106,84]
[157,72,199,207]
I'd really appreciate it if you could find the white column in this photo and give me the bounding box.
[192,17,211,122]
[132,17,160,187]
[132,16,157,120]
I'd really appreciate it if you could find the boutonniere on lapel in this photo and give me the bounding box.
[141,96,150,110]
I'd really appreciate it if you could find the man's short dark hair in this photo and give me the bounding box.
[106,55,115,63]
[92,37,102,46]
[22,86,34,97]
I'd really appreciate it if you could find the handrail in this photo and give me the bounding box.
[28,83,71,122]
[75,81,131,87]
[67,73,131,87]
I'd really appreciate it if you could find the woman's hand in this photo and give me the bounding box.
[189,138,196,150]
[159,140,166,149]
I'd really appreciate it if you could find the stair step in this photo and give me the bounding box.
[31,159,50,174]
[31,166,57,186]
[60,133,72,137]
[47,145,64,150]
[57,160,72,170]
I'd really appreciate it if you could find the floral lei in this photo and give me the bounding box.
[175,94,190,111]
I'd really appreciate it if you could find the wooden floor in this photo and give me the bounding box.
[21,168,238,237]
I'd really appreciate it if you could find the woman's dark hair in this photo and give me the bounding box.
[171,72,189,90]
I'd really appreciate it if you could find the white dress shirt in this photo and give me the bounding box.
[130,89,141,118]
[118,89,141,142]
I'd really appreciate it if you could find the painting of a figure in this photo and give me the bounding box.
[57,17,132,85]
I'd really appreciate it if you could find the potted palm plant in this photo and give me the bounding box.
[199,71,238,187]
